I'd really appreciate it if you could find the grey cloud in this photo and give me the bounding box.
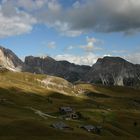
[30,0,140,36]
[1,0,140,37]
[63,0,140,34]
[0,11,36,38]
[0,0,37,38]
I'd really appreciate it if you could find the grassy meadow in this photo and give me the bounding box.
[0,70,140,140]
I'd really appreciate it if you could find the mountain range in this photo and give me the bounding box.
[0,46,140,87]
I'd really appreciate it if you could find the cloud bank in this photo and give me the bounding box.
[1,0,140,37]
[54,53,99,66]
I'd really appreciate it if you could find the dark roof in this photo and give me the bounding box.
[81,125,96,131]
[81,125,103,132]
[52,121,69,129]
[59,107,73,112]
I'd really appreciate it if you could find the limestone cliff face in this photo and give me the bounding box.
[24,56,140,87]
[24,56,91,82]
[0,46,23,71]
[0,46,140,88]
[84,57,140,87]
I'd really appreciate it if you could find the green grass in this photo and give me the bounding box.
[0,71,140,139]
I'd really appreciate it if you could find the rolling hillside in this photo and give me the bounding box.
[0,70,140,140]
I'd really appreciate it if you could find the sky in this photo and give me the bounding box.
[0,0,140,66]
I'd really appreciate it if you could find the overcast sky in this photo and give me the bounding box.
[0,0,140,65]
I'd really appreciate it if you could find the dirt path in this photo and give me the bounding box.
[25,106,57,119]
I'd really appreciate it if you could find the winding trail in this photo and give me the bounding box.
[25,106,57,119]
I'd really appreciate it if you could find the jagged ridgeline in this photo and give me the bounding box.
[0,46,140,88]
[84,57,140,87]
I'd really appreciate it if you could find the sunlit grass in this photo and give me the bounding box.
[0,71,140,139]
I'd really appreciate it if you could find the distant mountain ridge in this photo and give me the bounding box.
[0,46,140,87]
[24,55,91,82]
[84,56,140,87]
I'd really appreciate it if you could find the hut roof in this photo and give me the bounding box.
[52,121,69,129]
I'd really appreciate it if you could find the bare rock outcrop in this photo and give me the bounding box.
[0,46,23,71]
[84,57,140,87]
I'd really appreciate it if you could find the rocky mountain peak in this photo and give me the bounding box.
[96,56,130,65]
[24,55,91,82]
[85,56,140,87]
[0,46,23,71]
